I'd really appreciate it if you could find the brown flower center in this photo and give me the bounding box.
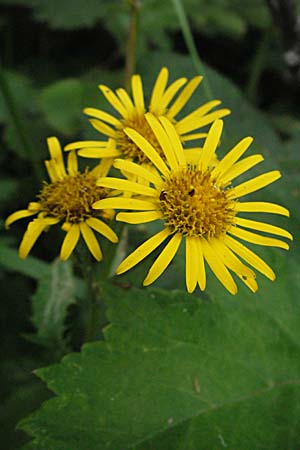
[159,169,236,238]
[38,171,107,223]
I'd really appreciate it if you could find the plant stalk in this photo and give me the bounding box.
[171,0,214,101]
[124,0,140,90]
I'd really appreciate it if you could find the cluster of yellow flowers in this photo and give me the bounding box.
[6,68,292,294]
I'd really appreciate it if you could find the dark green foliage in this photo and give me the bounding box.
[19,244,300,449]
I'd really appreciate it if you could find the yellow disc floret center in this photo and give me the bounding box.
[159,169,236,238]
[118,114,163,163]
[38,171,106,223]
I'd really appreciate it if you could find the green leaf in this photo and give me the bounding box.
[29,258,77,351]
[19,244,300,449]
[0,178,18,203]
[0,242,50,279]
[39,78,86,135]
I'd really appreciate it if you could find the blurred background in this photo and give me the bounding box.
[1,1,300,448]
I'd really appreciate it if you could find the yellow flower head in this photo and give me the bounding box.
[64,67,230,165]
[93,115,292,294]
[5,137,118,261]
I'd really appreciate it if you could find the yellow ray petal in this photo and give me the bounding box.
[160,77,187,113]
[198,120,223,172]
[143,233,182,286]
[91,157,114,178]
[124,127,169,177]
[211,238,256,281]
[117,210,163,224]
[28,202,41,211]
[196,239,206,291]
[78,147,120,158]
[93,197,157,211]
[116,88,135,113]
[60,223,80,260]
[224,235,275,280]
[236,201,290,216]
[99,85,128,118]
[212,136,253,179]
[235,217,292,240]
[185,236,199,293]
[84,107,122,127]
[229,226,289,250]
[113,159,162,187]
[97,177,158,197]
[228,171,281,199]
[221,155,264,185]
[86,217,118,243]
[176,99,222,128]
[19,219,49,259]
[64,140,108,151]
[47,137,66,179]
[202,238,237,295]
[45,160,57,182]
[176,109,231,135]
[238,275,258,293]
[131,74,145,115]
[79,222,102,261]
[158,116,187,168]
[166,76,203,119]
[67,150,78,176]
[181,132,207,142]
[213,240,258,292]
[5,209,39,228]
[149,67,169,112]
[145,114,179,171]
[89,119,117,138]
[116,228,171,275]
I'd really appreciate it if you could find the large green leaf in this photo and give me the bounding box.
[19,244,300,449]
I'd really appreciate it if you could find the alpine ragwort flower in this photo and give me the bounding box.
[93,115,292,294]
[5,137,118,261]
[64,67,230,165]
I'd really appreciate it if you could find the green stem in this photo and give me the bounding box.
[0,69,43,182]
[75,244,107,343]
[246,31,269,103]
[124,0,140,90]
[171,0,214,101]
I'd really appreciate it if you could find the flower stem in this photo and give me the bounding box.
[124,0,140,90]
[0,69,43,182]
[246,31,269,104]
[75,244,107,343]
[171,0,214,101]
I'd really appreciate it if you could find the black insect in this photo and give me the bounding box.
[159,190,167,201]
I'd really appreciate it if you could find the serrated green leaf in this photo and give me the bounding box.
[19,243,300,450]
[30,258,77,350]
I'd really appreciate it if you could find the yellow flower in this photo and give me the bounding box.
[5,137,118,261]
[64,67,230,165]
[93,116,292,294]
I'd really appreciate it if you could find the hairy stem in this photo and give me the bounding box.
[171,0,214,100]
[124,0,140,90]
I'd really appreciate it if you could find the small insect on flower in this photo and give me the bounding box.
[93,115,292,294]
[64,67,230,167]
[5,137,118,261]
